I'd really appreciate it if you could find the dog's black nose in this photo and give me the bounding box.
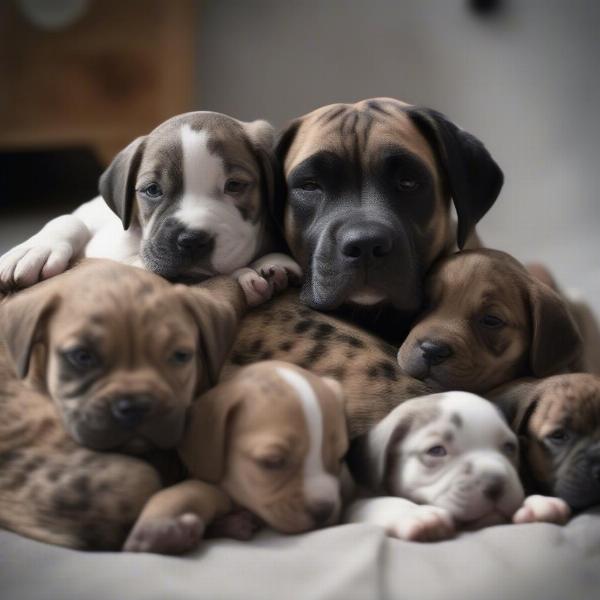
[309,500,336,526]
[420,340,453,366]
[176,229,214,255]
[482,475,505,502]
[339,224,393,260]
[110,395,152,428]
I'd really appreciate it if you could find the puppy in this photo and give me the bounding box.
[123,361,349,554]
[0,259,248,452]
[0,111,299,302]
[397,249,582,393]
[221,290,432,439]
[489,373,600,511]
[345,392,570,541]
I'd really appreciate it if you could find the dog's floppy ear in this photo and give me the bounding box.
[270,118,302,227]
[243,119,277,209]
[178,381,244,482]
[176,276,247,393]
[98,135,146,231]
[347,403,414,493]
[528,281,583,377]
[408,108,504,249]
[0,285,60,378]
[487,378,539,437]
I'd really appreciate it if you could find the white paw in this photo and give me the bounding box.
[0,239,73,289]
[512,495,571,525]
[385,504,455,542]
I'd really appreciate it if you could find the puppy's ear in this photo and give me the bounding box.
[0,286,60,378]
[487,379,539,437]
[347,404,414,493]
[176,276,247,393]
[528,281,583,377]
[271,118,302,227]
[408,108,504,249]
[98,135,146,231]
[178,382,243,482]
[243,120,277,210]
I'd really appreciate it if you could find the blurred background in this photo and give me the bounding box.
[1,0,598,310]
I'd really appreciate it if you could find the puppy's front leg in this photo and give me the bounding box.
[512,495,571,525]
[123,480,233,554]
[0,215,91,289]
[233,253,303,306]
[345,497,455,542]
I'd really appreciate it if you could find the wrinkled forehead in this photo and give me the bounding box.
[429,253,527,303]
[285,100,438,176]
[534,381,600,433]
[140,112,259,178]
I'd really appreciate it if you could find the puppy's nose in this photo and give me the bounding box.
[420,340,453,366]
[339,224,393,261]
[482,475,505,502]
[308,500,336,527]
[110,395,153,428]
[176,229,214,255]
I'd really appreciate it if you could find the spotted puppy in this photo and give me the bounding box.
[123,361,349,554]
[0,111,299,303]
[345,392,570,541]
[0,259,250,549]
[398,249,582,393]
[489,373,600,511]
[221,290,432,439]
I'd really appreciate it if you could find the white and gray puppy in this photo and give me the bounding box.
[0,111,299,301]
[345,392,571,542]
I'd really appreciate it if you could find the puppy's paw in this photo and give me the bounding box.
[512,495,571,526]
[256,254,302,290]
[386,505,455,542]
[123,513,205,554]
[233,267,272,307]
[0,240,73,290]
[207,509,262,541]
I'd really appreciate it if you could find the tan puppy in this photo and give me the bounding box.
[489,373,600,511]
[0,259,246,452]
[398,249,582,393]
[346,392,570,542]
[124,361,349,554]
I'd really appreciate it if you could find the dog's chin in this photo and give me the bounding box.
[141,248,215,283]
[456,509,510,530]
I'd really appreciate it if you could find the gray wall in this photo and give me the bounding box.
[197,0,600,310]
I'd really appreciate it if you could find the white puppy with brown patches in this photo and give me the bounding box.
[345,392,570,542]
[123,361,349,554]
[0,112,300,302]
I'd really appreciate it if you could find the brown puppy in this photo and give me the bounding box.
[489,373,600,511]
[0,259,246,452]
[0,259,249,549]
[274,98,503,321]
[123,361,349,554]
[398,249,582,393]
[221,291,432,439]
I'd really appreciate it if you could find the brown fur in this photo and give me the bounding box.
[0,259,249,549]
[222,290,432,438]
[398,249,583,393]
[489,373,600,510]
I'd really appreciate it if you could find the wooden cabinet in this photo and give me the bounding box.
[0,0,195,165]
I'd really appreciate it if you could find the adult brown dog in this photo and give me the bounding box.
[274,98,503,327]
[489,373,600,511]
[0,259,248,549]
[397,249,582,393]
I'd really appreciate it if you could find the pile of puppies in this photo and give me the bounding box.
[0,98,599,553]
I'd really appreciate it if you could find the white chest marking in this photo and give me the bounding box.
[275,367,338,502]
